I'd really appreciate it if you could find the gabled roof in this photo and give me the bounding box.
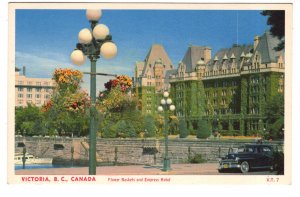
[144,44,173,68]
[181,45,211,73]
[252,31,284,63]
[141,44,173,76]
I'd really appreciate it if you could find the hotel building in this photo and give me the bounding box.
[133,31,284,136]
[15,67,55,107]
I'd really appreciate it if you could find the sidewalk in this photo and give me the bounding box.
[15,163,219,175]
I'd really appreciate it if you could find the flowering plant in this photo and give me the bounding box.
[104,75,132,92]
[42,68,89,113]
[53,68,83,92]
[64,90,90,113]
[98,75,133,112]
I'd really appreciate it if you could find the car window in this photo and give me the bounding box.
[262,146,272,155]
[229,148,239,153]
[237,147,245,153]
[263,147,271,151]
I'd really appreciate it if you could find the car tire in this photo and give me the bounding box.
[218,169,224,173]
[240,161,250,173]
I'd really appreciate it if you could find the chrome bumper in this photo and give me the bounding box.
[218,161,241,170]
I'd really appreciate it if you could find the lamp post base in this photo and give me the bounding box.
[162,158,171,171]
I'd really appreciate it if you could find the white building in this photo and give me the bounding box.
[15,67,55,107]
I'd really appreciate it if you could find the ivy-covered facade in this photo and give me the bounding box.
[133,32,284,136]
[169,32,284,136]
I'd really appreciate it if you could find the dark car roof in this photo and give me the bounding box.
[240,144,273,148]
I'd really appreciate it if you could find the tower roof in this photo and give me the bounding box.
[141,44,173,76]
[181,45,211,73]
[252,31,284,63]
[144,44,173,67]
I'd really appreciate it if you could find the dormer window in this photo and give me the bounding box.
[240,52,246,59]
[223,54,228,61]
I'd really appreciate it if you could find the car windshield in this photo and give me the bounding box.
[229,146,255,153]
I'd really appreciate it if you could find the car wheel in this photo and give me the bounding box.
[240,161,250,173]
[218,169,224,173]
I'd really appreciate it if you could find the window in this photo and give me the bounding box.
[279,63,284,68]
[27,88,32,92]
[44,94,50,99]
[232,98,236,104]
[17,87,23,91]
[36,82,41,86]
[205,92,209,98]
[18,81,23,85]
[222,90,226,96]
[36,88,42,92]
[262,147,272,155]
[27,81,32,85]
[18,94,23,98]
[35,94,41,99]
[27,94,32,98]
[221,99,226,105]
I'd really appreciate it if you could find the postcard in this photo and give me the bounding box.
[7,2,292,185]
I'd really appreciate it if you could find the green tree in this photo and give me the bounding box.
[97,75,144,138]
[264,93,284,139]
[261,10,285,51]
[154,115,164,137]
[102,120,117,138]
[144,115,156,138]
[15,104,46,136]
[169,115,179,135]
[196,119,210,139]
[179,119,189,138]
[42,68,89,136]
[123,121,137,138]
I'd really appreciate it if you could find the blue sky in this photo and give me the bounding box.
[16,9,269,92]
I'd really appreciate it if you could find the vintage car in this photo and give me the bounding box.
[218,144,281,173]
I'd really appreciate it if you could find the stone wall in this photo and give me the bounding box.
[15,137,284,165]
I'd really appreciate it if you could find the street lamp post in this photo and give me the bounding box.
[70,9,117,175]
[158,91,175,171]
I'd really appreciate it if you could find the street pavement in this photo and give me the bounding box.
[15,163,277,175]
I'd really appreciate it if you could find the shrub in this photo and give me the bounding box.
[188,154,206,163]
[144,115,156,137]
[179,119,189,138]
[101,120,117,138]
[196,119,210,139]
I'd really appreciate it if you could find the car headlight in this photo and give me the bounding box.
[235,157,239,161]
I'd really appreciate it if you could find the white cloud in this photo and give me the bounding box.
[15,51,75,78]
[15,51,134,94]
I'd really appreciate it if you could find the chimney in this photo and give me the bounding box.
[22,66,26,76]
[203,47,212,63]
[254,35,260,50]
